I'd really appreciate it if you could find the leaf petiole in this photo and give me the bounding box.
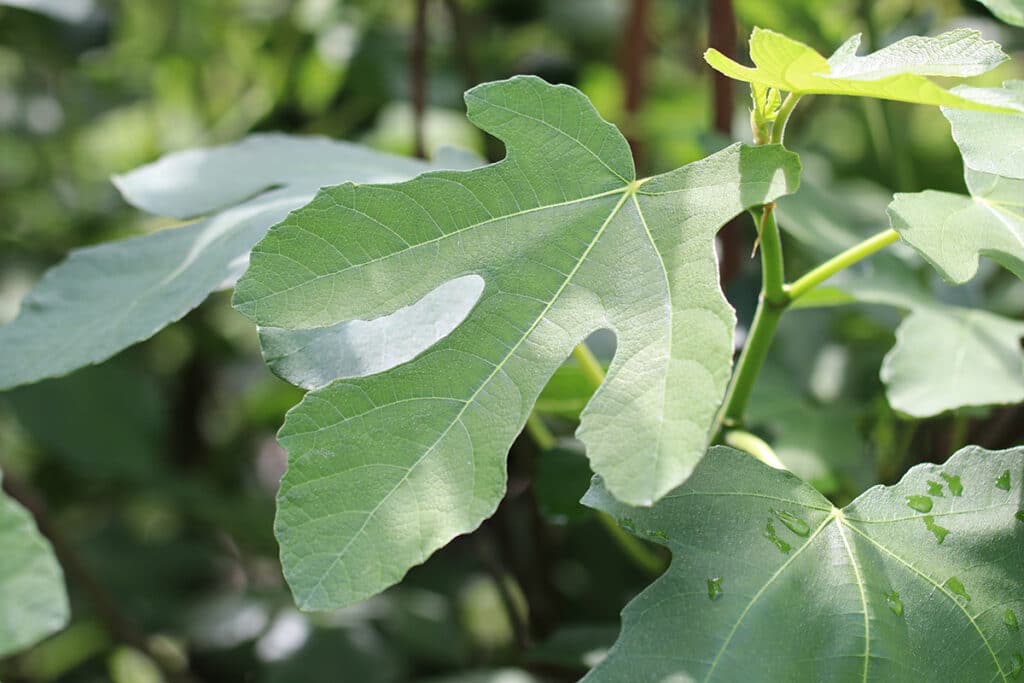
[525,413,557,450]
[571,342,607,391]
[523,403,666,575]
[770,93,802,144]
[526,343,667,575]
[786,228,900,301]
[723,429,787,469]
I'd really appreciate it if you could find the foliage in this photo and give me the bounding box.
[0,2,1023,681]
[583,445,1024,681]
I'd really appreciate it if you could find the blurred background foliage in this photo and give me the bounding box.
[0,0,1021,681]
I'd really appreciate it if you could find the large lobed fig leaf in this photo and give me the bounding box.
[584,445,1024,682]
[944,81,1024,180]
[892,170,1024,286]
[881,307,1024,418]
[233,76,801,609]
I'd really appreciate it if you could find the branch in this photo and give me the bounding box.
[786,228,899,301]
[619,0,650,167]
[707,0,742,283]
[411,0,429,159]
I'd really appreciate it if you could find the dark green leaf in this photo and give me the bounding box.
[583,445,1024,682]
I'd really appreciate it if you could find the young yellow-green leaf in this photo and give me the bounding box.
[890,170,1024,284]
[0,471,70,657]
[233,76,801,609]
[705,28,1012,111]
[0,135,477,392]
[583,445,1024,682]
[944,81,1024,179]
[881,308,1024,417]
[977,0,1024,26]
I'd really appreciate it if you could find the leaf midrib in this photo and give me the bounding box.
[701,508,1008,682]
[842,521,1007,681]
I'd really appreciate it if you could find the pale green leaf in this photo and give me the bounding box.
[0,0,93,22]
[420,670,542,683]
[793,256,1024,417]
[583,445,1024,682]
[259,275,483,391]
[705,28,1013,111]
[774,160,1024,417]
[890,171,1024,285]
[0,471,70,657]
[0,135,477,391]
[807,259,1024,417]
[944,81,1024,179]
[977,0,1024,26]
[879,86,1024,416]
[233,76,801,609]
[881,308,1024,417]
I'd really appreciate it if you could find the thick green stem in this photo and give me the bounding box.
[723,429,787,469]
[757,205,787,306]
[714,201,787,432]
[716,295,784,431]
[787,228,899,301]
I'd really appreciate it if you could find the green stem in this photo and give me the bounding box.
[716,295,784,431]
[770,93,801,144]
[717,226,900,431]
[525,413,556,450]
[715,202,788,432]
[595,512,667,575]
[723,429,786,470]
[758,205,787,306]
[787,228,899,301]
[529,342,666,575]
[572,343,607,389]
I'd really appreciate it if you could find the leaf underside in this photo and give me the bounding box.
[977,0,1024,27]
[705,28,1012,111]
[583,445,1024,682]
[775,168,1024,418]
[233,76,800,610]
[0,134,472,391]
[944,81,1024,180]
[0,473,69,657]
[882,79,1024,415]
[881,308,1024,417]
